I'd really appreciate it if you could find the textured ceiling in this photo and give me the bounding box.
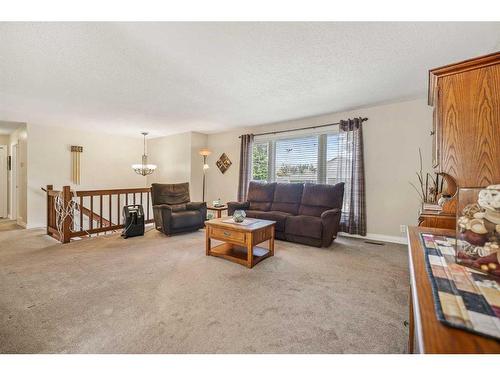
[1,22,499,137]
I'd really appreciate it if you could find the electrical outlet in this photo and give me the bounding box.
[400,225,407,235]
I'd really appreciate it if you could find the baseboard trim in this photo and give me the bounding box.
[339,232,408,245]
[17,220,27,229]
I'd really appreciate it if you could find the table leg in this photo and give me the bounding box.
[246,233,253,268]
[205,227,211,256]
[269,225,275,256]
[408,286,415,354]
[216,210,222,219]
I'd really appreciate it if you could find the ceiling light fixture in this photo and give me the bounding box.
[132,132,157,176]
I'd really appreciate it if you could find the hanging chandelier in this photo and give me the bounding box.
[132,132,157,176]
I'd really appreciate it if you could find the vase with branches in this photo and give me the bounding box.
[410,148,446,207]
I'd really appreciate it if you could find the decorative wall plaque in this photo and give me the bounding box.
[216,153,232,174]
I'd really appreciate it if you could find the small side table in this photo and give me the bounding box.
[207,205,228,219]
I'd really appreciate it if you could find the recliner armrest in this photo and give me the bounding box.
[153,204,189,212]
[153,204,173,211]
[320,208,342,247]
[186,201,207,211]
[227,201,250,215]
[320,208,341,220]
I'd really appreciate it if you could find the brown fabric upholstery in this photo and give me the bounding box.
[245,210,292,232]
[270,183,303,215]
[230,181,344,247]
[299,183,344,217]
[247,181,276,212]
[285,215,322,239]
[151,182,190,205]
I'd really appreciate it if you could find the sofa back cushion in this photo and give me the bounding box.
[298,182,345,217]
[270,183,304,214]
[247,181,276,211]
[151,182,190,205]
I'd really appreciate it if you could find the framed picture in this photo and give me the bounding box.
[216,153,232,174]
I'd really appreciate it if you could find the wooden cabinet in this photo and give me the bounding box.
[424,52,500,229]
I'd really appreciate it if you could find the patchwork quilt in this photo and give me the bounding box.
[420,233,500,340]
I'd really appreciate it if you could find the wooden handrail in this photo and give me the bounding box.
[46,185,154,243]
[75,187,151,197]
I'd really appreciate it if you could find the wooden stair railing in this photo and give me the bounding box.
[45,185,154,243]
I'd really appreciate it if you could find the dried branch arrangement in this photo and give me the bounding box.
[409,148,445,204]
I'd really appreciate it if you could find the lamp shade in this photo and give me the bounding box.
[199,148,212,156]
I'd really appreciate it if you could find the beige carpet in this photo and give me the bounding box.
[0,226,409,353]
[0,219,22,232]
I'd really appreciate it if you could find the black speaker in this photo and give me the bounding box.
[121,205,145,238]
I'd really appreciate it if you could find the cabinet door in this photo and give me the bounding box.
[439,65,500,187]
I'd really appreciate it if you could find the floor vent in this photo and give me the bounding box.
[364,240,385,246]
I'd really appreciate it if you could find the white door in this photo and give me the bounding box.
[0,145,7,218]
[11,144,18,221]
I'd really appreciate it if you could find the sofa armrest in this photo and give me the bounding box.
[186,201,207,211]
[320,208,342,247]
[227,201,250,216]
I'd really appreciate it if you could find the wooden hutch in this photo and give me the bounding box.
[419,52,500,229]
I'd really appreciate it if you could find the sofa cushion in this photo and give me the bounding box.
[247,181,276,212]
[270,183,303,215]
[285,215,322,239]
[170,210,203,229]
[299,182,344,217]
[244,210,292,232]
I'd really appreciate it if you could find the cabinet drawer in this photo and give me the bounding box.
[210,227,246,243]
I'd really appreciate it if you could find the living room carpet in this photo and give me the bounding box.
[0,227,409,353]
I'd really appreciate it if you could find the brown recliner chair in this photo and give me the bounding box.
[151,183,207,236]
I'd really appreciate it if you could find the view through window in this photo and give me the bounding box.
[252,132,341,185]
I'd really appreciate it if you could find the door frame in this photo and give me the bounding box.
[0,144,7,218]
[11,143,18,221]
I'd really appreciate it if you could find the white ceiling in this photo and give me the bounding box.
[1,22,499,137]
[0,121,24,135]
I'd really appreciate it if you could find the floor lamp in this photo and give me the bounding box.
[199,148,211,202]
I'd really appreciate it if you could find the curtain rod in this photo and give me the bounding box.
[239,117,368,138]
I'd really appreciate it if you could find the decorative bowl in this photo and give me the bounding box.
[233,210,246,223]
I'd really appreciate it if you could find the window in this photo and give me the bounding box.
[251,130,340,185]
[252,143,269,181]
[275,136,318,183]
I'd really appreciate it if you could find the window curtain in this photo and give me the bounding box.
[337,118,366,236]
[237,134,254,201]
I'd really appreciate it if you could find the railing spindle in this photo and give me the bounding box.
[117,194,120,226]
[108,194,112,229]
[90,196,94,230]
[100,195,103,228]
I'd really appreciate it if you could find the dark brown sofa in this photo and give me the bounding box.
[228,181,344,247]
[152,183,207,236]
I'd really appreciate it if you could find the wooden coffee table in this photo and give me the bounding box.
[205,217,275,268]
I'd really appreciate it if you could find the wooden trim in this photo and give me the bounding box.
[428,51,500,105]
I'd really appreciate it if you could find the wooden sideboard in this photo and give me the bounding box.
[407,226,500,353]
[422,52,500,229]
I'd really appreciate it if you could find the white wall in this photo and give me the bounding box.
[146,131,209,202]
[205,98,433,239]
[27,124,146,228]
